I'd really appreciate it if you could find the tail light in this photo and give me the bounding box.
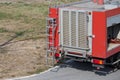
[92,59,104,65]
[55,53,61,63]
[55,53,61,58]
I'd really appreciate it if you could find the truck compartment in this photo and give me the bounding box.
[46,0,120,68]
[107,23,120,51]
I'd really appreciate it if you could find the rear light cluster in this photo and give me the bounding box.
[55,53,61,63]
[92,59,104,65]
[55,53,61,58]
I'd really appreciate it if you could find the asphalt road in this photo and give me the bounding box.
[9,60,120,80]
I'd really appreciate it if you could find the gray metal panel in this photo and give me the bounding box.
[107,14,120,27]
[76,12,79,48]
[61,9,88,48]
[59,8,92,57]
[69,11,72,46]
[57,0,120,11]
[87,12,93,54]
[78,12,88,48]
[71,11,77,47]
[63,11,70,46]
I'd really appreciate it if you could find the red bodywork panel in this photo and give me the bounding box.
[106,8,120,58]
[48,7,120,59]
[49,8,59,48]
[92,11,107,58]
[92,8,120,59]
[105,8,120,17]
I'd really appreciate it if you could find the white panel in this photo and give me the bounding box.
[104,4,119,10]
[117,31,120,39]
[60,8,88,49]
[87,12,93,54]
[59,8,92,56]
[71,11,76,47]
[107,14,120,27]
[78,12,88,48]
[62,11,70,46]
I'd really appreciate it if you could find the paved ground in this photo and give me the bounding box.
[8,60,120,80]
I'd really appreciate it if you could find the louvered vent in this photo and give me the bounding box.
[78,12,88,48]
[71,11,76,47]
[62,10,88,48]
[63,11,69,46]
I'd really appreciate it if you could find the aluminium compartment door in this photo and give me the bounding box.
[59,9,89,49]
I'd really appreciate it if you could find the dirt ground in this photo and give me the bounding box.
[0,0,45,3]
[0,2,47,78]
[0,0,80,79]
[0,39,47,79]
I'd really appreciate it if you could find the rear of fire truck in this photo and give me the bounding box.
[46,0,120,68]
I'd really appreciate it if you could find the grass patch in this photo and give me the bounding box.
[15,31,25,36]
[0,12,12,20]
[0,2,48,40]
[0,28,8,33]
[0,0,80,41]
[0,2,12,6]
[35,68,46,74]
[0,47,8,54]
[27,67,48,75]
[0,0,81,79]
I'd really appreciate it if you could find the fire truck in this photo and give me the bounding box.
[46,0,120,68]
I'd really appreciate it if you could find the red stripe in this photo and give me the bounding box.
[106,8,120,17]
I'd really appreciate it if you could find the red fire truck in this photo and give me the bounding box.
[46,0,120,68]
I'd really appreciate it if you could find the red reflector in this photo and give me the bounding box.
[88,12,91,15]
[93,59,104,65]
[55,53,60,57]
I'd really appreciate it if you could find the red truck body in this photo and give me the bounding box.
[46,0,120,68]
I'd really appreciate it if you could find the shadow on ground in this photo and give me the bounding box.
[50,60,119,76]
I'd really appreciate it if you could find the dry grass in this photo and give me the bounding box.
[0,0,80,79]
[0,39,47,79]
[0,2,48,41]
